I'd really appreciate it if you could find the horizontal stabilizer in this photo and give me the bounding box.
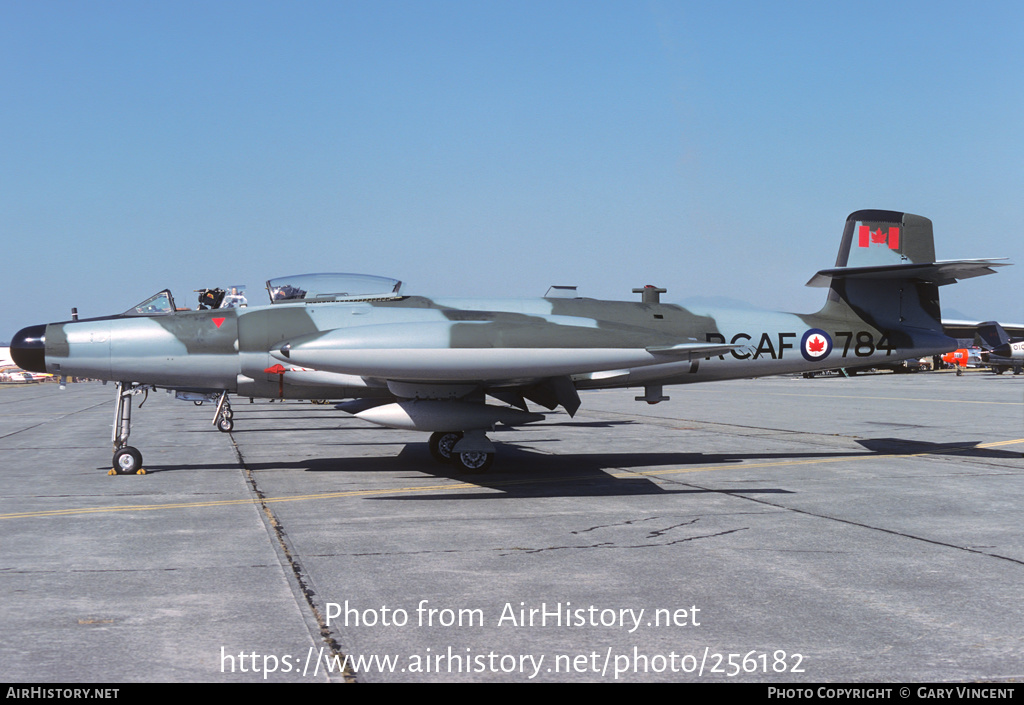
[807,259,1010,288]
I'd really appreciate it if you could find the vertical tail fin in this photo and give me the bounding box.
[975,321,1010,350]
[812,211,942,334]
[807,210,1007,340]
[974,321,1022,361]
[834,210,935,269]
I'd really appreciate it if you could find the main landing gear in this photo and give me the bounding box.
[428,431,494,473]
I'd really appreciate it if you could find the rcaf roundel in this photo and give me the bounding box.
[800,329,833,361]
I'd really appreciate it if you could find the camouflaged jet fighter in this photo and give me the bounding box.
[10,210,1008,474]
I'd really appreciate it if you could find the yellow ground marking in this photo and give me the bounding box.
[623,438,1024,478]
[0,482,481,520]
[3,439,1021,521]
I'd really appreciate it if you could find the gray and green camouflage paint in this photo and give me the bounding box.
[10,210,1009,465]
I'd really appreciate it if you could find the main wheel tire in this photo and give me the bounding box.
[113,447,143,475]
[457,451,493,473]
[217,416,234,432]
[429,431,463,463]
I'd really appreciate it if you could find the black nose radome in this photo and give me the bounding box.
[11,324,47,373]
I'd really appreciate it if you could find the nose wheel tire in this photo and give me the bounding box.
[112,446,143,475]
[217,416,234,432]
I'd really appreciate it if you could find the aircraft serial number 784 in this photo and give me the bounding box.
[10,210,1008,474]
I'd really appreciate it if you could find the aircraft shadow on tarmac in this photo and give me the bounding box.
[855,437,1024,460]
[368,436,1023,500]
[121,429,1020,501]
[122,443,791,498]
[256,445,794,499]
[531,419,637,429]
[372,445,794,500]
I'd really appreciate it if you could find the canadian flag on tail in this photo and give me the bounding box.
[858,225,900,250]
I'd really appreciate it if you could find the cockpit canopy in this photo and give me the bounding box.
[123,290,177,316]
[265,273,403,303]
[117,273,403,317]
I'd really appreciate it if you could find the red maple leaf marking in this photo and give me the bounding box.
[808,336,825,353]
[858,225,900,249]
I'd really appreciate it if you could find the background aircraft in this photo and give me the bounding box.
[940,347,982,374]
[975,321,1024,374]
[10,210,1008,474]
[0,346,51,383]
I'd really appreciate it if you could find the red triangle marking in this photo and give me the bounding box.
[212,317,225,328]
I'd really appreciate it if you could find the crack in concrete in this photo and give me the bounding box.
[229,434,354,682]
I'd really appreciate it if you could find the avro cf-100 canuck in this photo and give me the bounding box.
[10,210,1008,474]
[976,321,1024,375]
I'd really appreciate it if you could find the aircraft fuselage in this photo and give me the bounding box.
[35,294,952,399]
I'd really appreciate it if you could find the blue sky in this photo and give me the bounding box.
[3,1,1021,339]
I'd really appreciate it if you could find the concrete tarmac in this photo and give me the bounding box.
[1,371,1021,682]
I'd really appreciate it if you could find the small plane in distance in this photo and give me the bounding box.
[10,210,1009,474]
[976,321,1024,375]
[940,347,982,374]
[0,346,51,383]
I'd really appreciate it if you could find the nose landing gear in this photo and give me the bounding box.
[109,382,152,475]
